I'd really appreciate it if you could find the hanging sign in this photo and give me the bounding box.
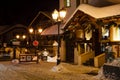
[33,40,39,46]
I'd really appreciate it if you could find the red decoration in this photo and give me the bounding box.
[33,40,39,46]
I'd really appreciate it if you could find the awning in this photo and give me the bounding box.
[41,24,64,35]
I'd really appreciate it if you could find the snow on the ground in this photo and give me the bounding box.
[1,58,120,80]
[0,61,111,80]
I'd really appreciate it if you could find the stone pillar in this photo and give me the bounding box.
[78,43,85,65]
[60,39,66,61]
[74,47,78,64]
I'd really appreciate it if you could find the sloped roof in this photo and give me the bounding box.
[41,24,64,35]
[41,4,120,35]
[28,11,54,29]
[78,4,120,18]
[62,4,120,28]
[0,24,27,35]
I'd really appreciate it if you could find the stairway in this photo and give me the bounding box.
[83,58,94,66]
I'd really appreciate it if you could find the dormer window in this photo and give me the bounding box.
[64,0,71,7]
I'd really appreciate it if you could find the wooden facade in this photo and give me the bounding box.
[63,7,120,65]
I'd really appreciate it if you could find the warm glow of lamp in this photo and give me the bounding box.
[29,28,34,33]
[52,9,59,21]
[22,35,26,39]
[52,8,66,22]
[38,28,43,33]
[110,26,120,41]
[59,8,67,20]
[16,35,20,39]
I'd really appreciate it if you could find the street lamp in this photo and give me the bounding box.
[12,34,27,59]
[52,8,66,65]
[28,27,43,53]
[16,34,27,48]
[29,27,42,42]
[22,35,26,39]
[29,27,42,33]
[16,35,26,40]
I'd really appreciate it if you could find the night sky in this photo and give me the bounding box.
[0,0,59,26]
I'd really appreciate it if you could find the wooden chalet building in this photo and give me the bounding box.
[0,11,54,60]
[41,3,120,67]
[62,4,120,67]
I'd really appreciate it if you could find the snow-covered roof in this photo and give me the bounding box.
[41,24,64,35]
[78,4,120,18]
[42,4,120,35]
[62,4,120,28]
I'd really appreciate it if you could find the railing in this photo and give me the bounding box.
[94,53,105,68]
[78,51,95,65]
[19,54,38,63]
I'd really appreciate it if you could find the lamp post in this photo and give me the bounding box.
[16,35,26,39]
[52,8,66,65]
[28,27,42,54]
[29,27,43,40]
[16,34,27,46]
[13,34,26,59]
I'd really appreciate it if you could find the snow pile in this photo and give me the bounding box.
[51,66,63,72]
[51,64,70,73]
[108,58,120,66]
[47,56,57,62]
[94,58,120,80]
[11,59,19,64]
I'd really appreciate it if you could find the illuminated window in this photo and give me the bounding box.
[110,26,120,41]
[102,27,109,40]
[64,0,71,7]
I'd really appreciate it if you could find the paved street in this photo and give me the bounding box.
[0,61,102,80]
